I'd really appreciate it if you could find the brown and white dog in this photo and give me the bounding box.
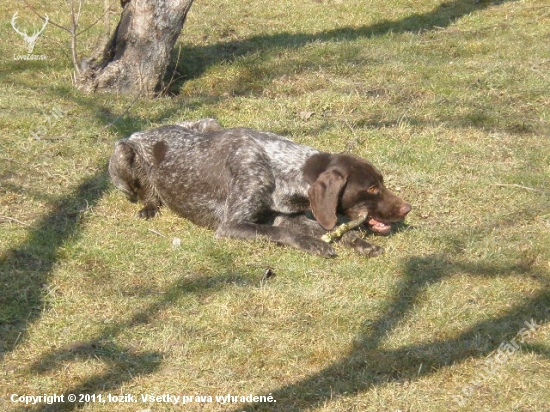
[109,119,411,257]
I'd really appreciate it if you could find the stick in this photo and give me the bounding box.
[148,228,166,237]
[21,0,70,32]
[321,213,368,243]
[102,95,140,129]
[0,215,41,231]
[495,183,547,195]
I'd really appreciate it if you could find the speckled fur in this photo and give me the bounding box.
[109,119,411,257]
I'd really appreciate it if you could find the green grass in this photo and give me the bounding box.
[1,0,549,411]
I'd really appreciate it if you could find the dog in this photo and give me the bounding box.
[109,119,411,257]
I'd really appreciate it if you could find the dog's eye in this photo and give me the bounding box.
[366,186,379,195]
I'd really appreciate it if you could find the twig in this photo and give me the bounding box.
[76,0,83,25]
[21,0,70,32]
[148,228,166,237]
[13,332,23,347]
[77,3,111,36]
[495,183,548,195]
[70,0,81,75]
[321,213,368,243]
[102,95,140,129]
[0,215,39,230]
[161,44,184,96]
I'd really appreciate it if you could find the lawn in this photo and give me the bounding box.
[1,0,549,411]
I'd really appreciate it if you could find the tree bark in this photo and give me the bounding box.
[77,0,195,96]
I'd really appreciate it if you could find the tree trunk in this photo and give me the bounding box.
[77,0,195,96]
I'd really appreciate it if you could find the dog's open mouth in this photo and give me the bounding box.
[366,216,392,234]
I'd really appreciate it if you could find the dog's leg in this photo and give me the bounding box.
[273,214,325,237]
[216,221,336,257]
[213,146,335,257]
[217,186,334,256]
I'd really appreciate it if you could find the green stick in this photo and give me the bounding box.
[321,213,368,243]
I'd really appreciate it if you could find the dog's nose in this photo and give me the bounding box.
[400,203,412,217]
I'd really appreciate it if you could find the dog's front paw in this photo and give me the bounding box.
[361,243,385,257]
[354,240,385,257]
[138,204,160,219]
[341,233,385,257]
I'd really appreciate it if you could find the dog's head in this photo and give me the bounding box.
[304,153,411,233]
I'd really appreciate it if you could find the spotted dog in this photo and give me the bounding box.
[109,119,411,257]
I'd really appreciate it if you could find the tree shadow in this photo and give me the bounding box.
[1,0,536,408]
[1,108,251,410]
[1,144,249,412]
[1,171,110,360]
[15,272,249,411]
[0,65,259,410]
[0,86,209,409]
[232,226,549,410]
[166,0,516,93]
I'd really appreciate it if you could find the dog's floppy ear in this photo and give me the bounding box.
[153,140,167,166]
[308,169,348,230]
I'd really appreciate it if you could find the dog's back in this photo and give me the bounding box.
[149,125,317,227]
[109,119,410,257]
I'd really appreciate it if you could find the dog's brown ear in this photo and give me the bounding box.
[308,169,347,230]
[153,140,167,166]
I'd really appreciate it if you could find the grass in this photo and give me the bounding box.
[1,0,549,411]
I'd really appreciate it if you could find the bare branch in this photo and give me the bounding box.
[77,6,112,36]
[70,0,81,75]
[148,228,166,237]
[20,0,70,32]
[76,0,83,25]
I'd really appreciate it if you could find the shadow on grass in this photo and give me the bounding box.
[231,252,549,411]
[1,156,246,412]
[0,93,190,410]
[0,138,246,412]
[7,192,548,411]
[0,170,163,411]
[15,272,247,412]
[167,0,517,92]
[1,0,538,409]
[0,171,110,360]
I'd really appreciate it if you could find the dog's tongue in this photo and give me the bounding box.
[367,217,391,234]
